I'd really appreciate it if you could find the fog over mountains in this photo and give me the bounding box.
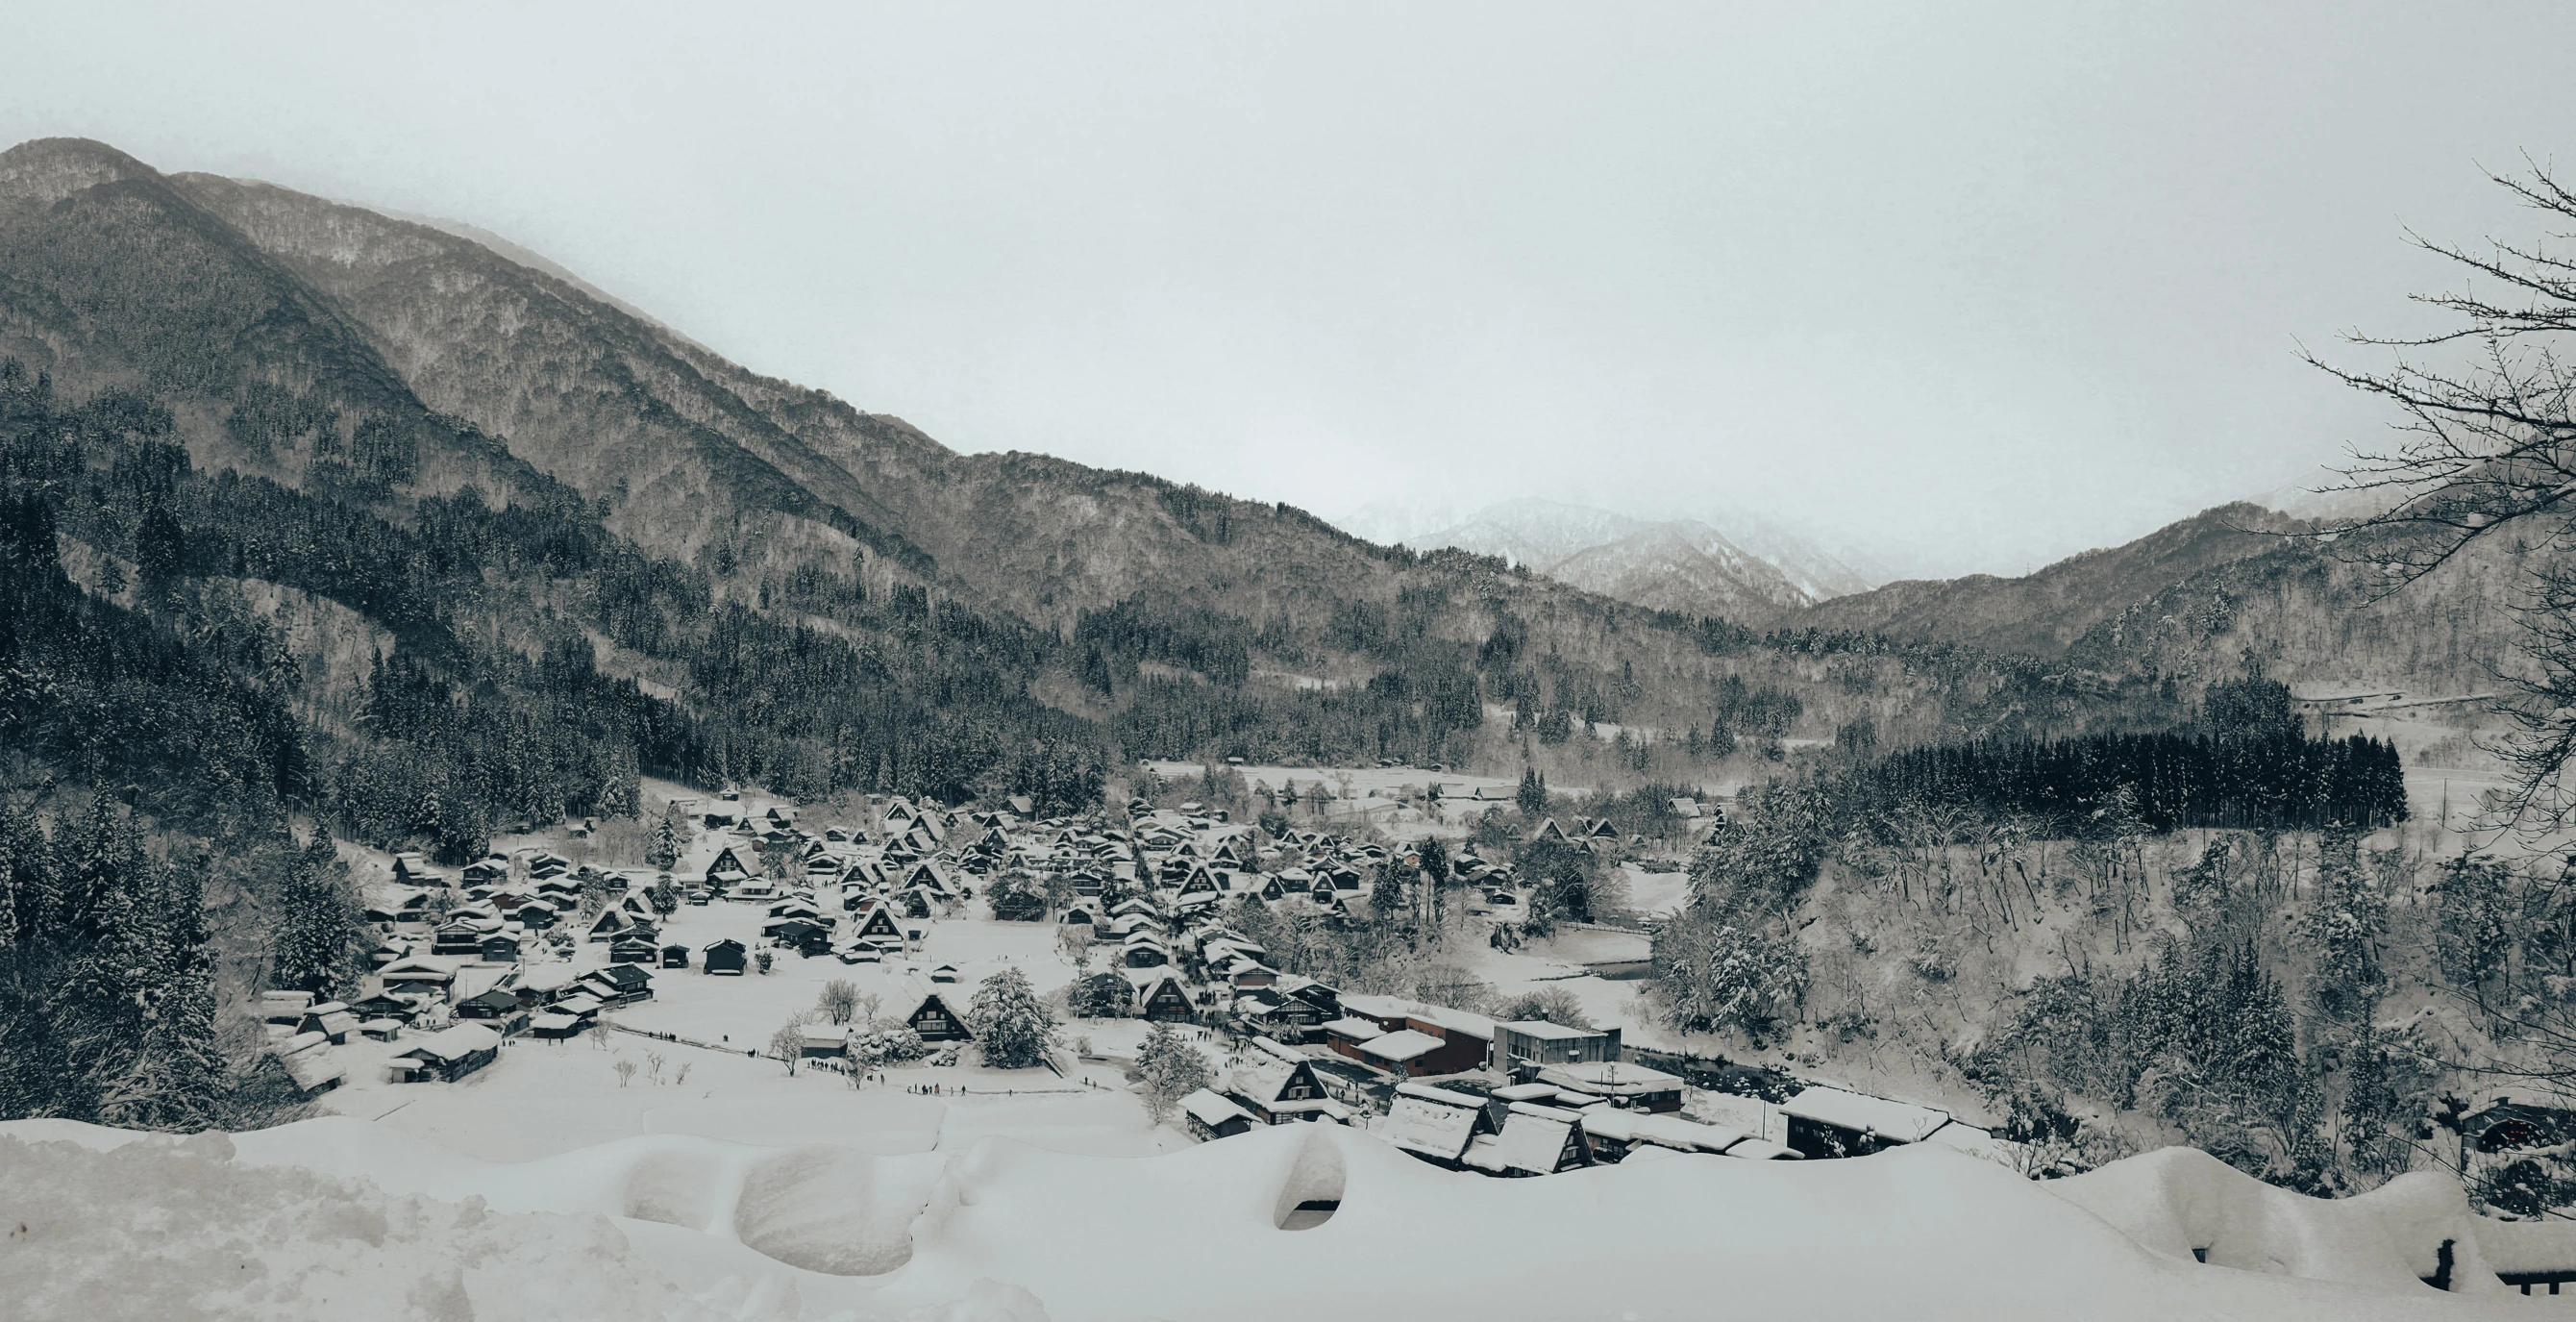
[1334,497,1880,620]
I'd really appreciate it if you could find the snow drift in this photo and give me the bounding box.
[6,1115,2567,1321]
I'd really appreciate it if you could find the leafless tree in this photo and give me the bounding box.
[2313,159,2576,835]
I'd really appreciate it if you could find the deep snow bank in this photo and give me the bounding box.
[0,1130,738,1322]
[2051,1145,2530,1295]
[6,1117,2560,1322]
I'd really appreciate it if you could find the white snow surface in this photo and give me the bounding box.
[6,1114,2566,1320]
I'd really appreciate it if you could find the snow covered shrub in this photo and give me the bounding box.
[849,1022,926,1066]
[1496,985,1594,1030]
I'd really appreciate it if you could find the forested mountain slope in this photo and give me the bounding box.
[1793,504,2303,659]
[1784,500,2524,694]
[1,133,2447,831]
[12,137,2155,778]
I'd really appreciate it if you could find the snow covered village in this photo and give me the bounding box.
[27,6,2576,1320]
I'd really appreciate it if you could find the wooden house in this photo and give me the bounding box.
[1573,1106,1757,1163]
[1181,1088,1255,1141]
[1235,987,1325,1041]
[1358,1028,1449,1077]
[296,1002,360,1044]
[1537,1060,1682,1113]
[659,944,691,970]
[1779,1086,1954,1160]
[700,933,752,974]
[929,962,961,984]
[609,935,659,964]
[1277,976,1341,1020]
[850,903,904,942]
[1126,969,1197,1022]
[454,987,522,1021]
[276,1042,344,1098]
[581,962,654,1005]
[584,908,637,944]
[390,1023,502,1084]
[704,845,750,885]
[259,989,316,1025]
[990,887,1047,922]
[1223,1043,1340,1125]
[768,919,831,958]
[1321,1015,1386,1062]
[1381,1082,1498,1168]
[1122,933,1173,968]
[1462,1102,1596,1177]
[479,935,522,963]
[905,988,975,1042]
[1401,1006,1496,1075]
[346,994,417,1024]
[380,956,459,1001]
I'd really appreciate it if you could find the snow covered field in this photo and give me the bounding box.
[7,1114,2559,1321]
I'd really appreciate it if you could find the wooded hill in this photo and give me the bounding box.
[1789,501,2532,696]
[0,135,2279,848]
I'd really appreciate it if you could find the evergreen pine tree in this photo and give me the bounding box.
[969,965,1056,1069]
[1516,767,1547,817]
[646,806,684,871]
[1134,1020,1212,1124]
[98,860,226,1130]
[269,830,365,997]
[1369,864,1405,922]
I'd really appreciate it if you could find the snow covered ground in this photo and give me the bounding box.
[7,1115,2560,1320]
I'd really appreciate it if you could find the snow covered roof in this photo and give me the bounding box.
[1465,1107,1582,1175]
[1538,1061,1683,1097]
[1721,1137,1800,1160]
[1337,993,1414,1021]
[1180,1089,1251,1129]
[1575,1105,1742,1154]
[401,1022,502,1062]
[1781,1086,1952,1143]
[517,965,580,992]
[1394,1081,1486,1109]
[1381,1092,1483,1160]
[1359,1030,1445,1064]
[1498,1019,1594,1041]
[1410,1006,1496,1039]
[1919,1121,2027,1168]
[1491,1083,1561,1103]
[277,1049,342,1092]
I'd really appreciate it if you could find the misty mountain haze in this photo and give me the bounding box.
[1333,497,1878,622]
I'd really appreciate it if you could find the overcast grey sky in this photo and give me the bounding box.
[6,2,2570,579]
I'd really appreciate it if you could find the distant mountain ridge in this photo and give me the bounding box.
[1345,496,1877,622]
[1792,503,2304,659]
